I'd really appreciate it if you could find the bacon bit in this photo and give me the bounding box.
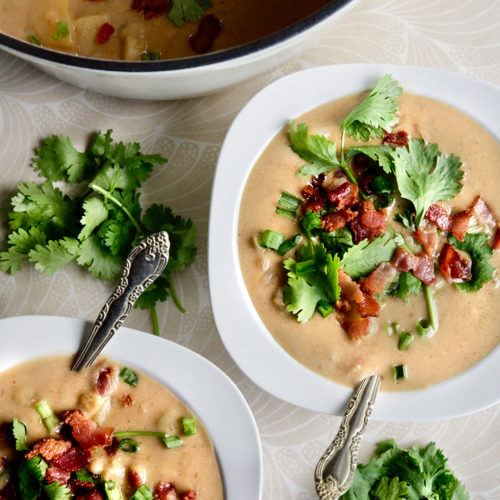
[413,229,438,256]
[471,195,495,227]
[383,130,409,146]
[105,437,119,457]
[96,23,115,44]
[349,200,387,243]
[26,438,72,461]
[46,467,71,485]
[52,446,92,473]
[128,469,143,490]
[311,174,326,186]
[302,200,324,213]
[62,410,113,450]
[189,14,222,55]
[335,299,351,314]
[361,210,386,230]
[391,247,419,272]
[493,226,500,250]
[95,367,118,396]
[70,480,96,494]
[301,182,327,213]
[327,182,359,210]
[425,204,451,231]
[0,482,18,500]
[361,262,396,294]
[131,0,170,19]
[180,492,197,500]
[438,244,472,282]
[338,269,363,303]
[120,394,135,407]
[358,293,380,318]
[76,491,104,500]
[344,317,371,341]
[450,209,473,242]
[154,483,179,500]
[413,253,437,286]
[321,209,357,232]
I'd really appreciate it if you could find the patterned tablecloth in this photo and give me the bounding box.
[1,0,499,497]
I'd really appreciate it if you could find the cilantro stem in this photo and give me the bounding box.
[340,128,367,199]
[165,274,185,313]
[151,305,160,336]
[424,284,439,331]
[90,183,144,234]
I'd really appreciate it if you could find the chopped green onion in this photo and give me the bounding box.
[130,485,154,500]
[416,318,433,337]
[398,332,413,351]
[259,230,284,250]
[295,259,316,275]
[317,300,334,318]
[34,400,59,432]
[275,191,302,219]
[392,364,408,382]
[53,21,69,40]
[162,436,183,449]
[386,322,398,336]
[28,34,41,46]
[104,480,123,500]
[182,417,197,437]
[141,52,161,61]
[277,234,301,256]
[118,438,140,453]
[301,211,322,238]
[119,367,138,387]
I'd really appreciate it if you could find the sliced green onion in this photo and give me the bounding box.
[259,230,284,250]
[386,322,398,336]
[398,332,413,351]
[119,367,138,387]
[28,34,41,46]
[295,259,315,275]
[275,192,302,219]
[141,52,161,61]
[34,400,59,432]
[182,417,197,437]
[277,234,301,256]
[416,318,433,337]
[317,300,334,318]
[118,438,140,453]
[104,480,123,500]
[162,436,183,449]
[392,364,408,382]
[130,485,153,500]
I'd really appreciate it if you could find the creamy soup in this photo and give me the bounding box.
[0,0,333,60]
[238,93,500,391]
[0,356,223,499]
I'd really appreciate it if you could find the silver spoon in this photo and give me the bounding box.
[314,374,381,499]
[71,231,170,371]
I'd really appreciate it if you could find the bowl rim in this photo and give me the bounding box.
[0,0,352,72]
[208,63,500,421]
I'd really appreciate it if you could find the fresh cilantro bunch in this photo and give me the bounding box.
[343,439,469,500]
[0,131,197,336]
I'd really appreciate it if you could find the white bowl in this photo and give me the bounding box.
[208,64,500,421]
[0,315,263,500]
[0,1,353,100]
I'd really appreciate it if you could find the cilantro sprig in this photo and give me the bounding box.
[168,0,212,27]
[0,131,197,336]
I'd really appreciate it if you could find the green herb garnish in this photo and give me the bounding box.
[168,0,212,27]
[389,272,422,302]
[104,480,123,500]
[53,22,69,40]
[119,367,138,387]
[130,485,154,500]
[259,230,284,250]
[118,438,140,453]
[301,210,323,238]
[182,417,197,437]
[34,400,59,432]
[276,191,302,219]
[28,34,41,46]
[12,418,28,451]
[277,234,301,256]
[162,436,183,449]
[141,52,161,61]
[416,318,432,337]
[44,481,71,500]
[17,456,48,500]
[392,364,408,381]
[397,332,413,351]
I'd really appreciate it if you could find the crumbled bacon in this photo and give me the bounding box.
[95,366,118,396]
[62,410,113,450]
[46,467,71,485]
[349,200,387,243]
[180,492,197,500]
[76,491,103,500]
[311,174,325,186]
[438,244,472,282]
[52,446,92,473]
[361,262,396,294]
[450,209,473,242]
[425,204,451,231]
[337,269,363,303]
[128,469,143,490]
[357,293,380,318]
[335,299,351,314]
[493,226,500,250]
[391,247,419,272]
[70,480,96,494]
[383,130,409,146]
[413,229,438,256]
[131,0,170,19]
[361,209,386,230]
[471,195,494,227]
[26,438,72,461]
[321,209,357,232]
[189,15,222,55]
[342,317,371,341]
[301,182,327,213]
[326,182,359,210]
[391,247,436,285]
[154,483,179,500]
[105,437,119,457]
[96,23,115,44]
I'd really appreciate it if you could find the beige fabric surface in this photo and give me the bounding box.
[1,0,499,497]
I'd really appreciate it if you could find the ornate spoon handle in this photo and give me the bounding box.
[314,374,381,499]
[71,231,170,371]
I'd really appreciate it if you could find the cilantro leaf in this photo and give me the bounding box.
[392,139,464,226]
[77,235,123,280]
[17,456,48,500]
[134,276,169,310]
[342,457,387,500]
[28,239,77,274]
[340,74,402,141]
[389,272,422,301]
[373,476,408,500]
[168,0,211,27]
[449,234,494,292]
[288,120,341,176]
[44,482,71,500]
[12,418,28,451]
[0,227,47,274]
[130,485,154,500]
[320,227,353,257]
[347,145,395,174]
[33,135,92,184]
[79,198,109,240]
[341,233,397,279]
